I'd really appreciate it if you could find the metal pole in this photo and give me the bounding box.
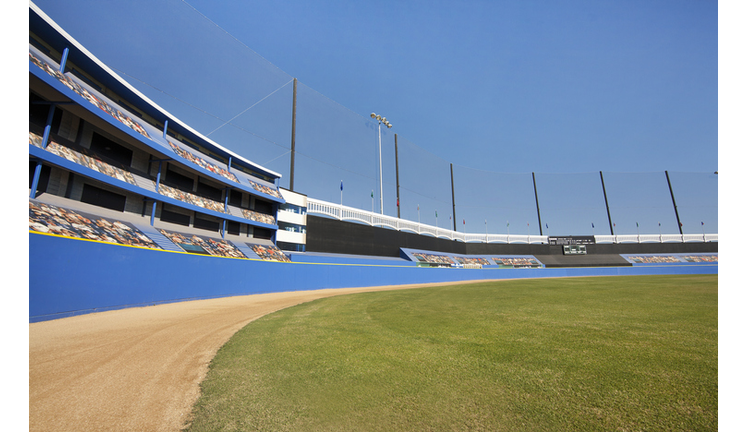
[59,47,69,73]
[289,78,297,191]
[40,104,56,150]
[532,172,543,236]
[600,171,614,235]
[150,201,157,226]
[395,133,400,219]
[665,170,683,235]
[156,161,163,193]
[30,161,42,199]
[30,104,58,199]
[378,120,383,214]
[450,163,457,231]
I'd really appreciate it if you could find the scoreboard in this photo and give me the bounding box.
[562,244,587,255]
[548,236,595,246]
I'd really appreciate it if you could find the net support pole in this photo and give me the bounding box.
[451,163,457,231]
[665,170,683,235]
[289,78,297,191]
[532,172,543,236]
[600,171,614,236]
[395,133,400,219]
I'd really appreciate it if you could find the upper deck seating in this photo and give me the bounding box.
[31,46,284,203]
[29,51,151,140]
[30,131,139,186]
[31,131,276,224]
[168,141,239,184]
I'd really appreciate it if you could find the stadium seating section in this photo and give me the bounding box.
[29,200,291,262]
[30,41,284,244]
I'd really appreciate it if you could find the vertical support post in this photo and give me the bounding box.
[30,161,43,199]
[150,201,157,226]
[665,170,683,235]
[31,103,58,198]
[532,172,543,236]
[289,78,297,191]
[41,104,56,149]
[395,133,400,219]
[450,163,457,232]
[227,156,232,172]
[155,161,163,193]
[162,119,168,140]
[600,171,614,236]
[59,47,69,73]
[221,220,226,239]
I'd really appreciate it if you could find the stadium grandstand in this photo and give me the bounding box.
[28,2,716,323]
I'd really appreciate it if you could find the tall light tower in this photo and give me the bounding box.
[370,113,392,214]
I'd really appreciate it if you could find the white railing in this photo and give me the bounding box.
[307,198,717,244]
[595,234,718,244]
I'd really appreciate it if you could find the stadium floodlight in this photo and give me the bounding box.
[371,112,392,214]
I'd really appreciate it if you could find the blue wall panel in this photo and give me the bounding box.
[29,233,717,322]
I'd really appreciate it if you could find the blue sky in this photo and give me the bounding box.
[180,0,718,174]
[28,0,721,235]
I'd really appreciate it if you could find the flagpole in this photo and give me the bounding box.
[417,204,421,234]
[340,180,343,206]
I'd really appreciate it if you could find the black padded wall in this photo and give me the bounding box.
[306,215,717,260]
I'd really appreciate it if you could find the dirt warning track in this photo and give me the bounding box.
[30,282,484,431]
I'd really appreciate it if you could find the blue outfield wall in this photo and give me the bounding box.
[29,233,718,323]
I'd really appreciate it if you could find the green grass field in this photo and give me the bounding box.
[186,275,717,431]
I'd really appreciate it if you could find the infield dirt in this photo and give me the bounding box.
[29,281,488,432]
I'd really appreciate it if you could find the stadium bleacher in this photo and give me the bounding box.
[29,198,291,262]
[30,38,284,242]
